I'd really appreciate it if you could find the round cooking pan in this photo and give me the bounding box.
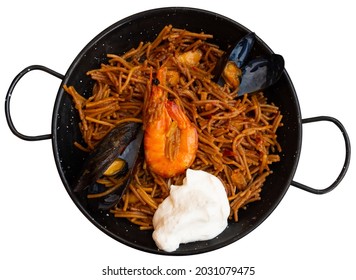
[5,7,351,255]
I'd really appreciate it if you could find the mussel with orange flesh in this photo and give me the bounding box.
[212,32,255,85]
[74,122,143,209]
[213,32,284,96]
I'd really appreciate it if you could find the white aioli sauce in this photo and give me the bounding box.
[152,169,230,252]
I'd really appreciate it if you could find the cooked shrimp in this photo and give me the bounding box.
[144,67,198,178]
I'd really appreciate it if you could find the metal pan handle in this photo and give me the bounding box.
[5,65,64,141]
[291,116,351,194]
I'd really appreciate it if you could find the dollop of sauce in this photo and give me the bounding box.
[152,169,230,252]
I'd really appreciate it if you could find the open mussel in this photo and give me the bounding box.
[212,32,256,84]
[213,32,284,96]
[74,121,143,210]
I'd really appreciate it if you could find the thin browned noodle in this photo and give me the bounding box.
[64,25,283,229]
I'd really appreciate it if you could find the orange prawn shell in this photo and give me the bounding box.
[144,68,198,178]
[144,101,198,178]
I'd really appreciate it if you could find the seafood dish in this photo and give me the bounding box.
[65,25,284,251]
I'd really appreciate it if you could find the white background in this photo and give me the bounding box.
[1,0,355,279]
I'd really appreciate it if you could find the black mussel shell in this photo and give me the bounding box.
[238,54,284,96]
[73,122,143,192]
[228,32,256,68]
[87,128,144,210]
[212,32,256,84]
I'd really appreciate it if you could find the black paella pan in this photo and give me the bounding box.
[5,7,351,255]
